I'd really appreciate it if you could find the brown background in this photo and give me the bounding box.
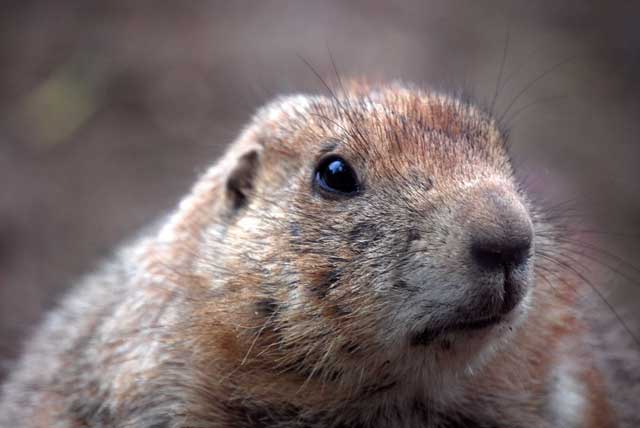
[1,0,639,382]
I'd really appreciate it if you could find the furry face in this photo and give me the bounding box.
[212,84,537,389]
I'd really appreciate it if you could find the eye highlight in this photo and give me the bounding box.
[314,155,360,196]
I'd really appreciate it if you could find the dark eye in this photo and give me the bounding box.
[314,155,360,196]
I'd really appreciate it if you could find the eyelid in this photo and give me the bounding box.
[316,140,340,159]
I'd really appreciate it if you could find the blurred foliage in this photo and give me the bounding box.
[14,55,104,149]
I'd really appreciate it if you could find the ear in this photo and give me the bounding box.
[225,149,261,211]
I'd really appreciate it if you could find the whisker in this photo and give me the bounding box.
[490,26,511,116]
[498,56,577,124]
[538,252,640,349]
[554,236,640,281]
[504,94,568,127]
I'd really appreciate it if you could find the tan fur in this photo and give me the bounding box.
[0,83,616,427]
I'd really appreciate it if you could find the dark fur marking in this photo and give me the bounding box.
[393,279,422,293]
[349,222,383,251]
[289,222,301,239]
[308,284,327,299]
[424,176,434,191]
[407,229,421,242]
[309,269,340,299]
[325,269,340,288]
[256,298,279,318]
[394,279,409,289]
[341,341,360,355]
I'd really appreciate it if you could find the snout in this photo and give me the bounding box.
[462,185,534,318]
[404,181,537,346]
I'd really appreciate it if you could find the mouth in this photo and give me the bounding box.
[410,315,503,346]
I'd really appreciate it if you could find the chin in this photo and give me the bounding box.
[414,299,531,377]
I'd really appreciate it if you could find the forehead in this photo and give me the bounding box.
[257,86,509,180]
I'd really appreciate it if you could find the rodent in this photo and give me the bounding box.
[0,82,619,427]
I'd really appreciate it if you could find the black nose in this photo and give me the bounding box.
[468,187,533,273]
[471,234,532,271]
[466,188,534,315]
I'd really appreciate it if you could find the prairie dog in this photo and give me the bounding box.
[0,83,617,427]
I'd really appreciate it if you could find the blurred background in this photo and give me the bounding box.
[1,0,639,390]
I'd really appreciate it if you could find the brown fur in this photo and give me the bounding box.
[0,83,617,427]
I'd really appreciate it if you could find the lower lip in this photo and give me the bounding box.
[453,315,503,331]
[411,316,503,346]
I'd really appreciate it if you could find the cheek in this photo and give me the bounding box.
[286,207,405,327]
[348,220,386,253]
[289,248,393,343]
[291,252,353,318]
[297,255,340,300]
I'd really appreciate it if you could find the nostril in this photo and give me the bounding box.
[471,236,531,271]
[471,245,503,271]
